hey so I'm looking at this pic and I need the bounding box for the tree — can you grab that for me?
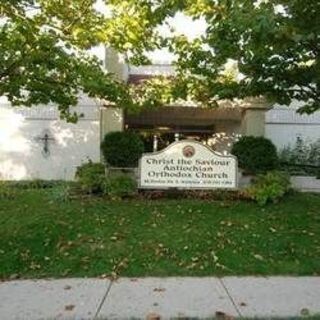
[0,0,133,122]
[2,1,319,117]
[169,0,320,113]
[103,0,320,113]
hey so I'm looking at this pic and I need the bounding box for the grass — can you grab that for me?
[0,187,320,279]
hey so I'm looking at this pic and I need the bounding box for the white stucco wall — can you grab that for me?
[0,97,101,181]
[266,104,320,150]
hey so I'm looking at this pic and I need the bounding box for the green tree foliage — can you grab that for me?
[2,1,319,117]
[107,0,320,113]
[0,0,132,122]
[178,0,320,113]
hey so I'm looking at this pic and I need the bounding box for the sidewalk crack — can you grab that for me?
[219,278,243,318]
[93,279,113,320]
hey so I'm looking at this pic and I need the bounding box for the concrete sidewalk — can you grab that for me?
[0,277,319,320]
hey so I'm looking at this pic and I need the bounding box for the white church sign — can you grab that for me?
[139,140,238,189]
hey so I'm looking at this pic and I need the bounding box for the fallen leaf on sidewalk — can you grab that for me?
[146,312,161,320]
[153,287,166,292]
[65,305,75,311]
[216,311,234,320]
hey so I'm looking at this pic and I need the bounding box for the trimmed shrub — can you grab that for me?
[101,131,145,168]
[106,175,137,198]
[75,161,107,194]
[231,136,279,174]
[247,171,291,206]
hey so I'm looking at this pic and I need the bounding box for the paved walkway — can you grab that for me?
[0,277,320,319]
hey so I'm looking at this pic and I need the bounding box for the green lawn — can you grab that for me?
[0,188,320,279]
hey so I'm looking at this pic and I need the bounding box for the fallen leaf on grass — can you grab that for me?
[62,269,71,277]
[210,251,219,263]
[253,254,264,261]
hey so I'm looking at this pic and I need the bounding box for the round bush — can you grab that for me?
[101,131,145,167]
[231,136,279,174]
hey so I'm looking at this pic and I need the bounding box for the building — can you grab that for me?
[1,50,319,180]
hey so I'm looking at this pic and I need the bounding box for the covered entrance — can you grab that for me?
[101,97,273,154]
[125,106,244,152]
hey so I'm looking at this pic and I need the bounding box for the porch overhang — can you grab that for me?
[125,106,243,129]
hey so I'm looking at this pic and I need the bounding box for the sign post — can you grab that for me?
[139,140,238,190]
